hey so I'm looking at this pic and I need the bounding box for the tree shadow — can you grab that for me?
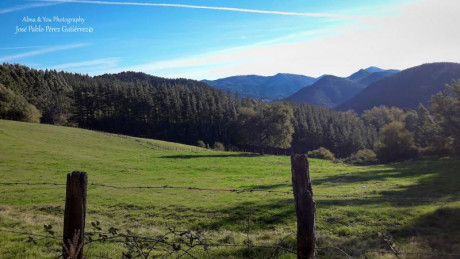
[313,158,460,207]
[315,207,460,257]
[193,198,296,231]
[391,207,460,251]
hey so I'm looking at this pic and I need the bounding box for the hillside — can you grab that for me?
[285,67,398,107]
[1,119,459,258]
[337,62,460,113]
[352,69,400,86]
[0,63,378,158]
[285,75,365,107]
[203,73,317,101]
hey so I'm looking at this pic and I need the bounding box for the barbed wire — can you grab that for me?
[0,229,59,240]
[2,229,460,258]
[1,181,458,202]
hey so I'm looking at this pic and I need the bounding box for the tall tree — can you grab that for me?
[430,80,460,153]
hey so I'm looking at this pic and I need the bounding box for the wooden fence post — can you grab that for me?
[291,154,316,259]
[63,171,87,259]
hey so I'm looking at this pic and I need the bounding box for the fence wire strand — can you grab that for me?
[2,229,460,258]
[1,181,458,202]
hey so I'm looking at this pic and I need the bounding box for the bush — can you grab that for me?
[419,136,454,156]
[375,122,418,162]
[213,141,225,151]
[347,149,378,164]
[196,140,206,148]
[307,147,335,160]
[0,85,41,123]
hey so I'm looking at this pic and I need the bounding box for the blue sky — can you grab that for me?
[1,0,459,79]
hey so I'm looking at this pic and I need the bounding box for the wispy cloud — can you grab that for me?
[37,0,356,18]
[0,45,51,50]
[108,27,342,77]
[101,0,460,80]
[51,57,120,70]
[0,3,58,15]
[0,43,89,62]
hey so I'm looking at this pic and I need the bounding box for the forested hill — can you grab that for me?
[285,75,366,108]
[337,62,460,113]
[0,63,377,157]
[285,67,399,107]
[203,73,317,101]
[97,71,212,88]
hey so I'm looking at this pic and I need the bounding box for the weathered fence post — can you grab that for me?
[291,154,316,259]
[63,171,87,259]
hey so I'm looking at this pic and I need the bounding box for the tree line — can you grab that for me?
[6,63,458,161]
[350,80,460,162]
[0,63,383,157]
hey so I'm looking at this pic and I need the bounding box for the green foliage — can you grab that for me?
[414,104,442,148]
[404,109,418,132]
[236,103,294,150]
[291,104,378,158]
[430,80,460,153]
[259,103,294,149]
[362,105,406,130]
[0,63,378,157]
[0,84,41,122]
[347,149,378,164]
[197,140,206,148]
[213,141,225,151]
[307,147,335,160]
[0,64,72,124]
[403,102,456,157]
[375,121,418,162]
[235,107,259,148]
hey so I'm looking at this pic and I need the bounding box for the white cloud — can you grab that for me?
[38,0,357,18]
[51,57,120,70]
[105,0,460,80]
[104,27,342,77]
[0,43,89,62]
[0,45,51,50]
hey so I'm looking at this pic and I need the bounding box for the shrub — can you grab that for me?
[419,136,454,156]
[213,141,225,151]
[307,147,335,160]
[375,122,418,162]
[0,85,41,123]
[347,149,378,164]
[196,140,206,148]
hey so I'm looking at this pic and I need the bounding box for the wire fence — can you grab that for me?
[1,181,458,202]
[2,229,460,258]
[1,181,459,258]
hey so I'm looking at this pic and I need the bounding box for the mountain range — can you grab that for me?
[203,67,399,107]
[204,63,460,112]
[337,62,460,113]
[202,73,316,101]
[285,68,399,108]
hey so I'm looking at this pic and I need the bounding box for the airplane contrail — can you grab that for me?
[37,0,356,19]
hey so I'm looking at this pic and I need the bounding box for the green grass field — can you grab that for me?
[0,119,459,258]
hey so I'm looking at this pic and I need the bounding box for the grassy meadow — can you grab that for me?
[0,119,459,258]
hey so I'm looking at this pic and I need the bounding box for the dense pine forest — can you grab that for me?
[1,63,459,159]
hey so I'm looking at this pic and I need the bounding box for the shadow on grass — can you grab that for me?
[239,183,292,190]
[160,153,261,159]
[391,207,460,250]
[193,199,296,231]
[314,158,460,207]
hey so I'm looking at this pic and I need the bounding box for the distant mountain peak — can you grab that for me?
[364,66,385,72]
[337,62,460,113]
